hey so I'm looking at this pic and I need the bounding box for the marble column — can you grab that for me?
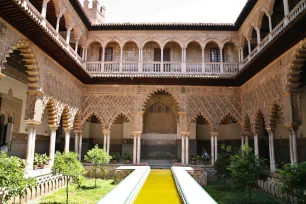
[64,129,71,153]
[55,14,62,33]
[268,130,276,172]
[107,132,110,155]
[74,132,79,153]
[256,28,261,44]
[137,134,141,163]
[241,135,245,147]
[268,15,273,32]
[133,133,137,164]
[289,127,298,164]
[5,121,13,150]
[41,0,50,18]
[254,133,259,156]
[211,134,215,165]
[181,135,185,164]
[185,136,189,165]
[103,133,107,151]
[78,133,83,161]
[49,125,58,167]
[245,135,249,145]
[247,39,251,54]
[214,133,218,161]
[25,122,39,170]
[65,26,72,44]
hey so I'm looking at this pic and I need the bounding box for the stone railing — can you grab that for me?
[258,178,282,199]
[243,0,306,66]
[10,173,68,203]
[86,61,241,77]
[14,0,84,66]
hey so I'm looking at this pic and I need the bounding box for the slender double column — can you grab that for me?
[254,133,259,156]
[49,125,58,167]
[78,132,83,161]
[133,132,142,164]
[64,128,71,153]
[180,133,190,165]
[103,130,111,155]
[25,122,40,170]
[288,127,298,164]
[210,132,218,165]
[268,130,276,172]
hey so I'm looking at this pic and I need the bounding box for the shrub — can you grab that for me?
[215,144,233,178]
[228,145,269,204]
[280,162,306,203]
[85,145,111,188]
[0,152,36,203]
[52,151,86,204]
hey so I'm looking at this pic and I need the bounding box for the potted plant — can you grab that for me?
[111,152,120,164]
[196,155,202,164]
[123,153,132,164]
[33,153,39,170]
[34,153,40,170]
[40,153,50,169]
[191,155,197,165]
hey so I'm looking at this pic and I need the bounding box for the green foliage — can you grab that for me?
[215,144,233,178]
[85,145,111,188]
[34,153,50,165]
[204,180,281,204]
[0,152,36,203]
[122,153,132,163]
[52,151,86,204]
[279,162,306,203]
[110,152,121,161]
[191,155,200,161]
[228,145,269,203]
[39,179,116,204]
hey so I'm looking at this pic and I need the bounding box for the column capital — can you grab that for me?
[49,125,58,131]
[25,120,41,128]
[103,129,111,135]
[210,132,218,137]
[284,123,298,131]
[64,128,72,133]
[266,128,274,134]
[181,132,189,137]
[132,131,142,137]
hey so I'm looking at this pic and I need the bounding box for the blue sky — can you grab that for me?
[81,0,248,23]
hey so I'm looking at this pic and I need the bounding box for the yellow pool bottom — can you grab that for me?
[134,169,182,204]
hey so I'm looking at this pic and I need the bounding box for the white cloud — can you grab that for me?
[80,0,248,23]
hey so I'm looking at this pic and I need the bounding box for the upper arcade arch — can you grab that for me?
[108,112,133,131]
[141,39,162,49]
[185,39,204,50]
[122,39,141,50]
[203,39,222,50]
[218,112,242,129]
[162,39,184,49]
[103,39,122,49]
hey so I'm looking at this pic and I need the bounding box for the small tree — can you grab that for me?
[215,144,233,179]
[85,145,111,188]
[280,162,306,203]
[0,152,36,203]
[52,151,86,204]
[228,145,269,204]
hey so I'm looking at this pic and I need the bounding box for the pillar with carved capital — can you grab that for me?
[181,134,185,164]
[64,128,71,153]
[55,14,62,33]
[254,133,259,156]
[185,134,189,165]
[133,133,137,164]
[288,127,298,164]
[41,0,50,18]
[256,28,261,44]
[66,26,73,44]
[137,133,141,164]
[247,39,251,55]
[78,132,83,161]
[245,135,249,145]
[283,0,289,24]
[267,129,276,172]
[103,130,111,155]
[25,121,40,170]
[49,125,58,167]
[241,134,245,147]
[211,133,215,165]
[74,132,79,153]
[103,133,107,151]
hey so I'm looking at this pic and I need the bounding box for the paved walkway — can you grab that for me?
[134,169,182,204]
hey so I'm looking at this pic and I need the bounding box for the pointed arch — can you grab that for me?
[268,102,283,131]
[81,112,103,129]
[141,88,181,112]
[253,109,266,133]
[221,38,239,49]
[60,106,73,130]
[73,112,82,132]
[108,112,133,130]
[287,38,306,91]
[219,112,241,127]
[243,114,252,134]
[44,98,57,127]
[86,38,104,48]
[190,113,213,129]
[256,9,270,29]
[2,40,40,90]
